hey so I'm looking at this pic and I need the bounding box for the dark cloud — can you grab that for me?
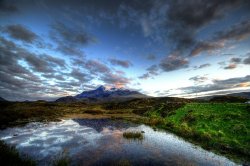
[0,36,83,100]
[194,63,211,70]
[70,68,91,82]
[165,0,241,51]
[138,73,150,80]
[224,64,237,70]
[181,75,250,94]
[147,64,158,75]
[230,57,241,63]
[42,73,65,81]
[159,54,188,72]
[71,57,132,88]
[109,58,132,68]
[100,72,131,88]
[138,64,158,79]
[0,0,18,13]
[3,24,38,43]
[189,76,208,84]
[190,20,250,56]
[50,22,96,57]
[44,55,66,68]
[243,53,250,64]
[115,0,243,52]
[218,53,250,70]
[214,20,250,41]
[84,60,111,74]
[0,37,40,83]
[84,59,131,87]
[190,41,224,56]
[23,53,66,73]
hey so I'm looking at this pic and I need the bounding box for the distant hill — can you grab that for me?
[226,92,250,99]
[0,97,7,102]
[196,92,250,101]
[209,96,248,103]
[55,86,148,103]
[55,96,78,103]
[195,92,250,103]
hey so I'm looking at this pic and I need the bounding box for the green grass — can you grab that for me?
[143,103,250,162]
[123,131,144,140]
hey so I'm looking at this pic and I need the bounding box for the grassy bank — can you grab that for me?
[140,103,250,162]
[0,101,103,129]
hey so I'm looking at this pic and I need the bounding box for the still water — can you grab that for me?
[0,119,238,166]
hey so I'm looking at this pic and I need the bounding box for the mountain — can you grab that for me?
[0,97,7,102]
[56,86,148,103]
[209,96,248,103]
[196,92,250,101]
[55,96,78,103]
[226,92,250,99]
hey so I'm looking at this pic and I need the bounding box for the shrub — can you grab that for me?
[123,131,144,140]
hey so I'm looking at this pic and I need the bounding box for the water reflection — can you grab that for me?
[73,119,137,132]
[0,119,237,166]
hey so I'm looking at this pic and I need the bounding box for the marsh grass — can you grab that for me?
[52,151,70,166]
[123,131,144,140]
[0,140,36,166]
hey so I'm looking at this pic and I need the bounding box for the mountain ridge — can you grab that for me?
[0,97,7,102]
[56,86,148,102]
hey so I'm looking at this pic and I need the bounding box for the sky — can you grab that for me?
[0,0,250,101]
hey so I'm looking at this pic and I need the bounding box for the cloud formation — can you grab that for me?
[139,64,158,79]
[193,63,211,70]
[243,53,250,65]
[0,0,18,13]
[0,36,95,100]
[3,24,38,43]
[50,22,96,57]
[160,54,189,72]
[0,0,249,100]
[109,58,132,68]
[224,64,237,70]
[189,76,208,84]
[190,20,250,56]
[181,75,250,94]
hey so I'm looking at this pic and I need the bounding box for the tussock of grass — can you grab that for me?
[123,131,144,140]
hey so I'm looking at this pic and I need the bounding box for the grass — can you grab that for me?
[123,131,144,140]
[0,101,105,128]
[142,102,250,162]
[0,139,71,166]
[52,152,70,166]
[0,140,36,166]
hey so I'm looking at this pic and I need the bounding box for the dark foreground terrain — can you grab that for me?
[0,96,249,165]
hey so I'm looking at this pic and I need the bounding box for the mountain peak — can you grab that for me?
[96,85,106,91]
[74,85,147,100]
